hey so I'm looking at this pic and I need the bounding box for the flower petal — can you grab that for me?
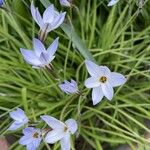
[85,60,101,77]
[19,135,33,145]
[84,77,100,88]
[7,122,25,131]
[23,127,40,135]
[40,115,64,130]
[20,48,42,66]
[9,108,27,122]
[85,60,111,77]
[33,38,46,57]
[65,119,77,134]
[47,37,59,59]
[44,129,65,144]
[43,5,54,23]
[26,143,36,150]
[47,56,55,63]
[109,72,127,87]
[33,138,42,149]
[60,133,70,150]
[49,12,66,31]
[39,52,50,64]
[99,66,111,76]
[31,2,44,28]
[71,80,78,88]
[92,87,104,105]
[101,82,114,100]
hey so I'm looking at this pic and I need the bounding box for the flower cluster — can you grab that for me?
[8,108,77,150]
[6,0,126,150]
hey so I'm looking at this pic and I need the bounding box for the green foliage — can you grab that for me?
[0,0,150,149]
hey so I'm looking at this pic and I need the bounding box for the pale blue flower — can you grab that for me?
[59,0,71,7]
[8,108,29,131]
[19,127,42,150]
[31,2,66,33]
[59,80,79,94]
[20,38,59,68]
[84,60,127,105]
[108,0,119,6]
[0,0,4,6]
[41,115,77,150]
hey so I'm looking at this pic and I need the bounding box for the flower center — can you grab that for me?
[99,76,107,83]
[64,126,68,132]
[33,132,39,138]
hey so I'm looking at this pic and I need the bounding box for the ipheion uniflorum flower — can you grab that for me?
[7,108,29,131]
[19,127,42,150]
[20,38,59,68]
[59,79,79,94]
[31,2,66,34]
[84,60,127,105]
[41,115,78,150]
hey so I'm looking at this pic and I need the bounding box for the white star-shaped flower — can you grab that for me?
[84,60,127,105]
[19,127,42,150]
[41,115,77,150]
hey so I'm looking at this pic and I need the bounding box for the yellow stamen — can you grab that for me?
[99,76,107,83]
[64,126,68,132]
[33,132,39,138]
